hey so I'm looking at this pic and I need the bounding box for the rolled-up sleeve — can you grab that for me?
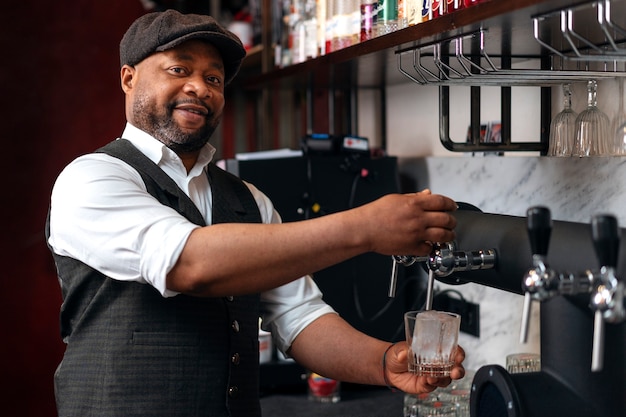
[48,154,198,297]
[260,276,336,356]
[247,182,336,355]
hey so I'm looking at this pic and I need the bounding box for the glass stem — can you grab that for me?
[562,83,572,111]
[587,79,598,109]
[618,79,624,115]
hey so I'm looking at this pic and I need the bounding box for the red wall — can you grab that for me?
[1,2,145,415]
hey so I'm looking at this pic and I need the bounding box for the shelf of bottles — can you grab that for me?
[274,0,484,69]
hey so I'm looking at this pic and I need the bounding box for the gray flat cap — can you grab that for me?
[120,10,246,84]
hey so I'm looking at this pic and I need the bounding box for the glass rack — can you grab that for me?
[395,0,626,87]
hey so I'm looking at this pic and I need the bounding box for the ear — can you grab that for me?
[120,65,135,93]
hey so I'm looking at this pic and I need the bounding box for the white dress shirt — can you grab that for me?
[48,122,335,353]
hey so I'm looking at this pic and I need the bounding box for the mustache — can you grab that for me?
[169,99,213,118]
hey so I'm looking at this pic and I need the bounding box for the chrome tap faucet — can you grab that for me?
[388,242,496,308]
[520,206,557,343]
[519,207,625,372]
[428,242,496,278]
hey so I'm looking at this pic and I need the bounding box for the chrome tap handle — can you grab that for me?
[519,292,533,344]
[388,257,399,298]
[388,255,425,298]
[520,206,553,343]
[590,214,620,372]
[592,310,605,372]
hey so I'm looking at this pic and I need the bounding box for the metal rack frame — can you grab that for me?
[533,0,626,62]
[394,0,626,153]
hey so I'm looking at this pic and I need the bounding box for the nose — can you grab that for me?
[183,75,210,98]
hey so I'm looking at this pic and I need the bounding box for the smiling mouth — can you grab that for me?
[176,105,208,117]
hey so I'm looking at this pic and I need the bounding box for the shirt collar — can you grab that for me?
[119,122,217,174]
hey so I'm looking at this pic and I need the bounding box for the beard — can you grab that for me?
[131,94,220,153]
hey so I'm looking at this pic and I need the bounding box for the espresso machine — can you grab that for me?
[391,205,626,417]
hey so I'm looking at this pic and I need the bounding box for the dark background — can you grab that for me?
[0,1,246,415]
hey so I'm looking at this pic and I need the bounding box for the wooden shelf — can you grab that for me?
[230,0,625,153]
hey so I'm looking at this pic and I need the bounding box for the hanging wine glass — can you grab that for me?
[572,80,611,157]
[611,78,626,156]
[548,84,577,157]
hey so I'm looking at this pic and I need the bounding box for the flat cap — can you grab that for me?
[120,10,246,84]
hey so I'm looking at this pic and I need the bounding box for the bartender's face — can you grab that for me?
[121,39,226,153]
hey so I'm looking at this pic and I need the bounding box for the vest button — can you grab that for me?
[226,296,234,302]
[231,352,240,365]
[231,320,240,332]
[228,386,239,398]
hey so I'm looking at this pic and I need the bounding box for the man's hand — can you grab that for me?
[384,341,466,394]
[355,189,458,257]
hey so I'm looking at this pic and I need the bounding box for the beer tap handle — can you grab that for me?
[388,255,425,298]
[591,215,619,269]
[527,206,552,258]
[520,206,553,343]
[590,214,619,372]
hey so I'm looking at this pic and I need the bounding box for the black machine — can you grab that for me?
[433,207,626,417]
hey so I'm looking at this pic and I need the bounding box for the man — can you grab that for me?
[46,9,464,417]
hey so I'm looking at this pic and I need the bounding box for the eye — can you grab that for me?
[168,66,188,76]
[206,75,222,86]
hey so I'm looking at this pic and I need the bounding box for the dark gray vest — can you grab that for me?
[47,139,263,417]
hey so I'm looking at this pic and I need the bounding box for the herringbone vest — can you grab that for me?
[46,139,263,417]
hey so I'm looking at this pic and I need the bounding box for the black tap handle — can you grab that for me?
[527,206,552,257]
[591,215,619,268]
